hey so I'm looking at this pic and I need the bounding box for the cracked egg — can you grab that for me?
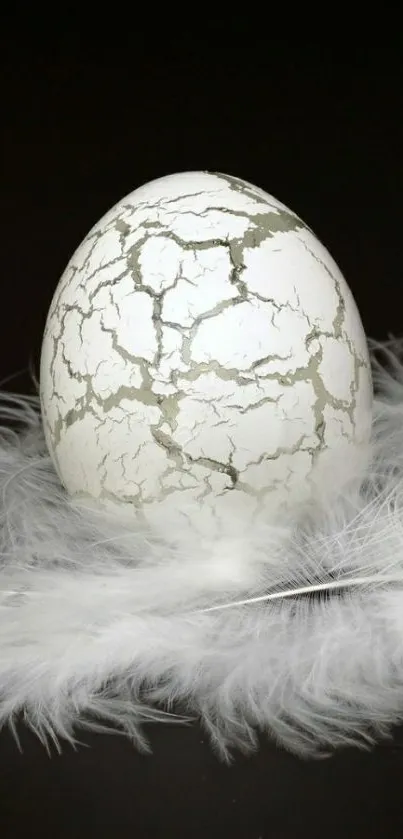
[40,171,373,537]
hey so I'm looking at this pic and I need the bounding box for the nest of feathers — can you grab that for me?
[1,341,403,760]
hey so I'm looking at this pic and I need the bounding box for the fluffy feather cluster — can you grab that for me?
[2,343,403,760]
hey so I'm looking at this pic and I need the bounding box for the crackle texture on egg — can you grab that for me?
[40,171,372,535]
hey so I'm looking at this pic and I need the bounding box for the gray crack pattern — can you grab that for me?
[40,172,373,530]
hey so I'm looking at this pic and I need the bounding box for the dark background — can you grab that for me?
[1,30,403,839]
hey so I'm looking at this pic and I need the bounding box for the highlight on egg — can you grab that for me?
[40,171,373,536]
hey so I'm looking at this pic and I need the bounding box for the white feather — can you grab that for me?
[2,343,403,759]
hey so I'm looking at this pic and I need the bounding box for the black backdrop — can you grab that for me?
[1,32,403,839]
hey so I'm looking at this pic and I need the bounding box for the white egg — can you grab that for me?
[40,171,373,538]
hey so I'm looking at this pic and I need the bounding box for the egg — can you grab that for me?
[40,171,373,538]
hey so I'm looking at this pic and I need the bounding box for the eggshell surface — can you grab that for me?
[40,171,373,537]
